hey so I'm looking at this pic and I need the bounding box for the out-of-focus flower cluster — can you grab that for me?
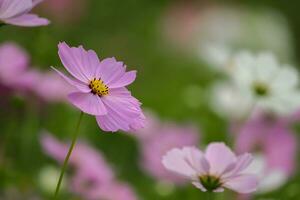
[40,132,138,200]
[160,1,300,198]
[0,42,73,103]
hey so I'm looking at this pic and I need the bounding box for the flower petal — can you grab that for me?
[255,52,279,82]
[58,42,99,82]
[68,92,107,116]
[40,132,68,163]
[96,112,130,132]
[182,147,210,175]
[108,70,137,88]
[162,147,198,178]
[0,42,29,82]
[224,174,258,194]
[3,14,49,26]
[223,153,253,178]
[205,143,237,175]
[96,93,142,132]
[96,57,125,85]
[52,67,91,93]
[0,0,32,19]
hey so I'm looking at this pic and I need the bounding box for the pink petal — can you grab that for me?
[162,148,198,178]
[0,0,32,19]
[223,153,253,178]
[96,57,125,85]
[264,127,297,175]
[96,113,128,132]
[224,174,258,194]
[4,14,49,26]
[102,95,141,118]
[52,66,91,93]
[68,92,107,116]
[0,42,29,83]
[58,42,99,83]
[96,96,142,132]
[40,132,68,163]
[129,112,146,131]
[205,143,237,175]
[182,147,210,174]
[108,70,137,88]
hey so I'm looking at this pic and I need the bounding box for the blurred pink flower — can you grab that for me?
[40,133,139,200]
[234,113,297,198]
[0,0,50,27]
[0,42,73,102]
[25,70,74,102]
[162,143,258,194]
[235,114,297,176]
[40,0,86,23]
[0,42,30,90]
[41,133,114,179]
[135,114,199,184]
[53,42,144,132]
[92,182,138,200]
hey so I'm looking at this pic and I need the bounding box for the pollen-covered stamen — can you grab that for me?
[89,78,109,96]
[199,175,222,192]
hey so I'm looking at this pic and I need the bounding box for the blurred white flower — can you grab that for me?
[199,43,233,71]
[231,51,300,115]
[210,82,252,119]
[38,166,66,194]
[244,154,288,193]
[196,6,294,71]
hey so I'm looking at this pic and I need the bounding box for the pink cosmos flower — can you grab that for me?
[41,133,114,180]
[0,0,50,27]
[53,42,145,132]
[0,42,29,90]
[136,114,199,184]
[162,143,258,193]
[236,114,297,175]
[40,133,138,200]
[235,114,297,194]
[0,42,43,98]
[0,42,72,102]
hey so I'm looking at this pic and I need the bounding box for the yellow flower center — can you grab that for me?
[89,78,109,96]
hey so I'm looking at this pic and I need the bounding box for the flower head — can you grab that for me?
[231,51,300,115]
[162,143,258,193]
[0,42,29,90]
[53,42,145,132]
[235,114,297,193]
[0,0,50,27]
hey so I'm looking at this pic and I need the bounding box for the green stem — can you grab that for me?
[54,111,84,199]
[206,192,213,200]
